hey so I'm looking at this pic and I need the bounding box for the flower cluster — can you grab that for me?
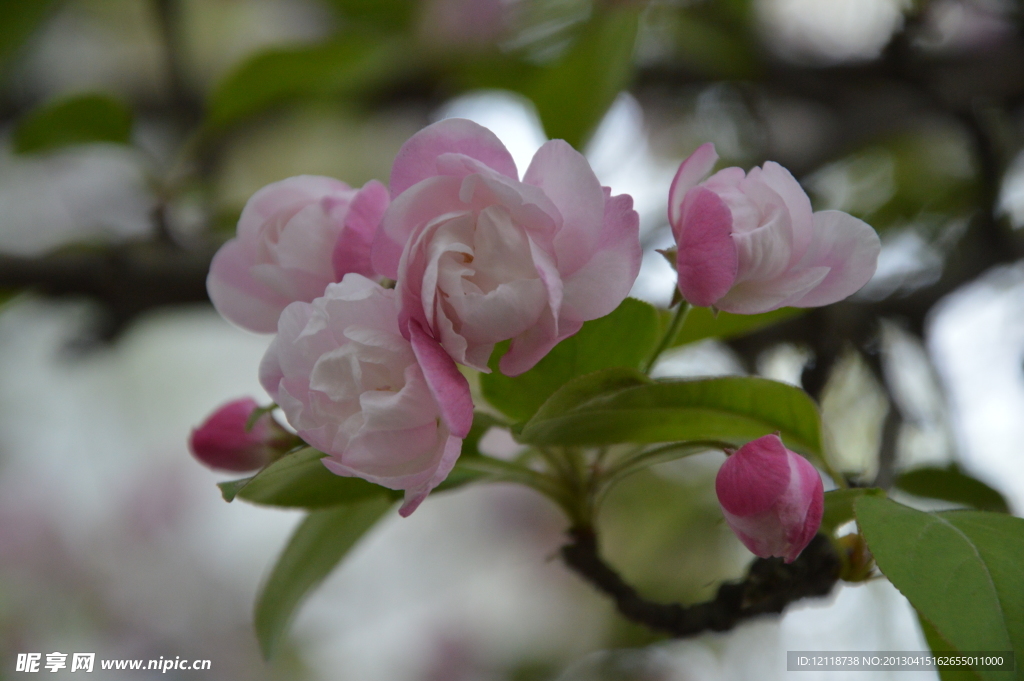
[203,118,642,515]
[196,122,878,561]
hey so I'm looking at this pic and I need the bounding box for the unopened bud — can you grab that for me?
[715,433,824,563]
[189,398,295,472]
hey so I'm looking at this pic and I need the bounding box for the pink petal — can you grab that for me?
[207,239,294,333]
[561,191,641,321]
[332,180,390,279]
[715,266,828,315]
[399,432,464,517]
[668,143,718,226]
[784,457,824,563]
[500,316,582,377]
[408,320,474,438]
[715,434,791,516]
[389,118,518,197]
[753,162,815,261]
[523,140,606,276]
[372,176,467,280]
[238,175,352,240]
[788,210,881,308]
[675,186,738,307]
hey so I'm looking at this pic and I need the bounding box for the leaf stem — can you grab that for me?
[643,301,692,374]
[456,456,562,498]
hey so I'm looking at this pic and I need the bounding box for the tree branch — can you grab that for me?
[0,241,217,338]
[560,527,841,637]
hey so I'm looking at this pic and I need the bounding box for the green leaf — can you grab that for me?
[671,306,804,347]
[526,6,639,149]
[223,447,397,509]
[0,0,56,74]
[255,497,392,659]
[206,35,403,130]
[217,477,250,503]
[820,487,883,535]
[527,367,651,429]
[519,375,823,458]
[13,93,133,154]
[896,465,1010,514]
[918,612,983,681]
[856,496,1024,680]
[482,298,660,423]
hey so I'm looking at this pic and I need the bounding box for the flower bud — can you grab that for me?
[189,398,294,472]
[715,434,824,563]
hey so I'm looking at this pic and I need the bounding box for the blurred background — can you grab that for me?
[0,0,1022,679]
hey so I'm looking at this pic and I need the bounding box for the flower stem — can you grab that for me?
[643,301,692,374]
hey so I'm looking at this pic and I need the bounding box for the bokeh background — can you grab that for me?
[1,0,1023,679]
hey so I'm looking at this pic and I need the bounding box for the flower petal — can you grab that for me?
[207,239,295,333]
[332,179,390,279]
[752,162,814,262]
[675,186,738,307]
[523,139,606,276]
[399,432,464,517]
[561,190,641,321]
[668,142,718,226]
[372,175,467,280]
[788,210,881,308]
[389,118,518,197]
[408,320,474,438]
[238,175,352,240]
[715,434,791,516]
[715,265,828,314]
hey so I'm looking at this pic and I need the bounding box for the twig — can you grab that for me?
[561,527,841,637]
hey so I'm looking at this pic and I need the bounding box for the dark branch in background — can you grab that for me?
[0,242,217,339]
[561,528,841,637]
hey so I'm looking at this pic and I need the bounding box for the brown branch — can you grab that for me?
[0,241,218,338]
[560,528,841,637]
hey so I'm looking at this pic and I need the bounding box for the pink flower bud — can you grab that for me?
[668,143,880,314]
[715,434,824,563]
[189,398,293,472]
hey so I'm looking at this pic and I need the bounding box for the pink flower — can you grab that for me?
[715,434,824,563]
[372,118,641,376]
[207,175,390,332]
[669,144,880,314]
[189,398,295,472]
[259,273,473,516]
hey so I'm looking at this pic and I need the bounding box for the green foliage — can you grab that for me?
[206,36,405,130]
[856,496,1024,679]
[482,298,661,423]
[671,306,805,347]
[218,448,398,509]
[323,0,415,30]
[810,134,979,234]
[820,487,883,535]
[0,0,56,74]
[666,0,758,80]
[13,93,133,154]
[895,465,1010,514]
[918,614,983,681]
[526,5,640,149]
[255,497,392,659]
[519,373,823,459]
